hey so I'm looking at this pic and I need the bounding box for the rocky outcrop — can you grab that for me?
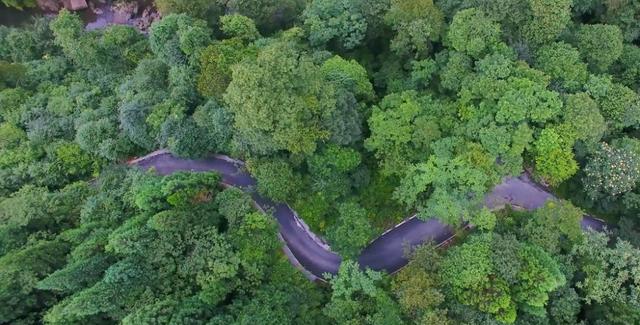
[36,0,60,12]
[111,1,137,24]
[131,6,160,31]
[67,0,87,10]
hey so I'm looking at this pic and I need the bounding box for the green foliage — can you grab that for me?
[198,14,260,98]
[384,0,445,58]
[155,0,221,20]
[36,254,113,294]
[0,240,69,324]
[318,56,371,146]
[215,187,253,228]
[1,0,36,10]
[224,39,336,156]
[562,93,606,149]
[192,100,233,153]
[572,232,640,307]
[52,142,95,177]
[576,24,624,72]
[439,51,473,92]
[164,117,211,158]
[302,0,369,49]
[52,11,146,71]
[522,200,584,255]
[0,17,57,63]
[6,4,640,324]
[324,260,403,324]
[522,0,572,46]
[36,169,288,324]
[513,244,566,315]
[149,14,211,66]
[321,55,373,99]
[121,296,215,325]
[305,145,362,209]
[585,75,640,131]
[394,138,499,225]
[473,207,496,231]
[612,44,640,91]
[365,91,443,176]
[327,202,372,258]
[533,128,578,186]
[75,117,130,161]
[548,286,581,324]
[447,8,503,59]
[220,14,260,42]
[0,61,26,90]
[495,76,563,125]
[441,234,516,323]
[0,122,25,149]
[50,10,85,60]
[392,245,451,324]
[0,88,28,125]
[251,158,302,202]
[197,38,257,98]
[534,42,588,92]
[118,55,210,155]
[225,0,306,33]
[441,233,565,323]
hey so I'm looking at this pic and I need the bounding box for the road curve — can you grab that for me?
[131,151,607,279]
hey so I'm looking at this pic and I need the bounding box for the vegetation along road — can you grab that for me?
[132,150,606,279]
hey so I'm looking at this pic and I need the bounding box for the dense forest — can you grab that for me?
[1,0,640,324]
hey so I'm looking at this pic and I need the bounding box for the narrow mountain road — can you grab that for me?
[131,150,607,279]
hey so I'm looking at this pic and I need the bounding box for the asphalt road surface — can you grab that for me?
[132,151,607,278]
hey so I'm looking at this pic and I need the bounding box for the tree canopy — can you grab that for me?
[2,3,640,324]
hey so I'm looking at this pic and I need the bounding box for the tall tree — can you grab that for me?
[393,137,499,225]
[441,233,565,324]
[561,92,606,150]
[576,24,624,72]
[572,232,640,324]
[327,202,373,258]
[533,128,578,186]
[0,240,69,324]
[302,0,369,50]
[534,42,588,92]
[384,0,445,58]
[392,245,451,324]
[224,0,306,33]
[155,0,222,21]
[522,200,584,255]
[197,15,259,99]
[585,75,640,131]
[148,14,211,66]
[365,91,444,176]
[324,260,404,324]
[447,8,503,59]
[224,37,336,156]
[521,0,572,46]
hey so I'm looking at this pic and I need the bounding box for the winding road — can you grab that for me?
[131,150,606,280]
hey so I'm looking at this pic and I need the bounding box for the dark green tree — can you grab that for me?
[324,260,404,324]
[576,24,624,72]
[384,0,445,58]
[534,42,588,92]
[327,202,373,258]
